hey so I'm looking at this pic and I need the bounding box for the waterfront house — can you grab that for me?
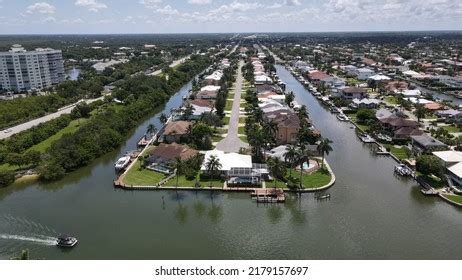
[255,74,273,85]
[264,110,302,145]
[435,109,462,122]
[351,98,381,109]
[162,120,192,143]
[339,87,368,100]
[204,71,223,86]
[433,151,462,167]
[400,89,421,98]
[378,116,420,139]
[196,85,221,99]
[432,151,462,192]
[410,134,448,154]
[146,143,198,174]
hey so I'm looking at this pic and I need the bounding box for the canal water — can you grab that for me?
[66,68,80,81]
[0,67,461,260]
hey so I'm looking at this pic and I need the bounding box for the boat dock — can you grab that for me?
[251,188,286,203]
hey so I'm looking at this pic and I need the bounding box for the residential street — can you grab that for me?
[216,60,249,152]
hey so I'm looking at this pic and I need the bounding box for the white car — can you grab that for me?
[3,128,12,133]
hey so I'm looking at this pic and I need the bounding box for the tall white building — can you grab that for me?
[0,44,65,92]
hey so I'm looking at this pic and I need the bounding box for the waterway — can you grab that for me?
[66,68,80,81]
[0,67,460,260]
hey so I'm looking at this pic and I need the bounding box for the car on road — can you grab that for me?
[3,128,12,133]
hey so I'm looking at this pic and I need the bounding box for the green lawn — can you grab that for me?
[384,96,399,105]
[300,169,332,189]
[122,160,167,186]
[225,100,233,111]
[418,175,447,189]
[223,116,230,125]
[26,118,88,153]
[384,144,411,160]
[239,117,246,124]
[211,134,223,142]
[239,135,248,143]
[238,126,246,134]
[270,169,332,189]
[442,125,461,133]
[442,194,462,204]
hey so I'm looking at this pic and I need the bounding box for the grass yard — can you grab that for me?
[271,169,332,189]
[122,159,167,186]
[211,134,223,142]
[225,100,233,111]
[384,144,411,160]
[442,125,461,133]
[300,169,332,189]
[26,118,88,153]
[223,116,230,125]
[239,117,246,124]
[384,96,399,105]
[238,126,246,135]
[442,194,462,205]
[239,135,248,143]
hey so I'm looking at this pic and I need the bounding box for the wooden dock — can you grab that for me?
[251,188,285,203]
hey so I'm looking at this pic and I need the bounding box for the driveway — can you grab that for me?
[216,60,249,153]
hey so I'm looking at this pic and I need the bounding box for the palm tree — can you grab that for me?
[146,124,157,139]
[205,155,222,187]
[182,104,194,120]
[267,157,285,188]
[284,145,299,176]
[159,113,168,125]
[317,138,333,169]
[298,146,307,190]
[172,157,183,188]
[285,91,295,108]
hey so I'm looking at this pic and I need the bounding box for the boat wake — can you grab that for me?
[0,234,57,246]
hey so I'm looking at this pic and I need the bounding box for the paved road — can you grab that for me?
[0,97,104,140]
[1,56,192,140]
[148,55,191,76]
[216,60,249,153]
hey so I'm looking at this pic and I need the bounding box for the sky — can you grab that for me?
[0,0,461,34]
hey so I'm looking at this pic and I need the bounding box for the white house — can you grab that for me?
[354,68,376,80]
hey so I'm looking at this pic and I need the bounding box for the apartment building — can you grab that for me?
[0,44,65,92]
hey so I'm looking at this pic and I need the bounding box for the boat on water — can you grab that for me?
[394,164,413,177]
[115,155,131,171]
[317,193,331,200]
[56,236,78,248]
[330,107,340,114]
[358,133,375,143]
[337,114,349,121]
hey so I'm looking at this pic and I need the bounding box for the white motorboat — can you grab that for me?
[115,155,131,170]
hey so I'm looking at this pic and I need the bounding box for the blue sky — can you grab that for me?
[0,0,461,34]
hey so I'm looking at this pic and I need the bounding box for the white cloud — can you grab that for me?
[188,0,212,4]
[156,5,179,15]
[26,2,56,14]
[75,0,107,12]
[42,16,56,23]
[285,0,301,6]
[140,0,162,9]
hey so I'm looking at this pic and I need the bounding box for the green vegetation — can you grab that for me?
[225,100,233,111]
[35,54,211,182]
[123,160,166,186]
[442,125,461,133]
[384,144,412,160]
[238,126,246,134]
[239,135,248,143]
[442,194,462,205]
[384,96,399,105]
[27,119,88,153]
[271,169,332,189]
[300,169,332,189]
